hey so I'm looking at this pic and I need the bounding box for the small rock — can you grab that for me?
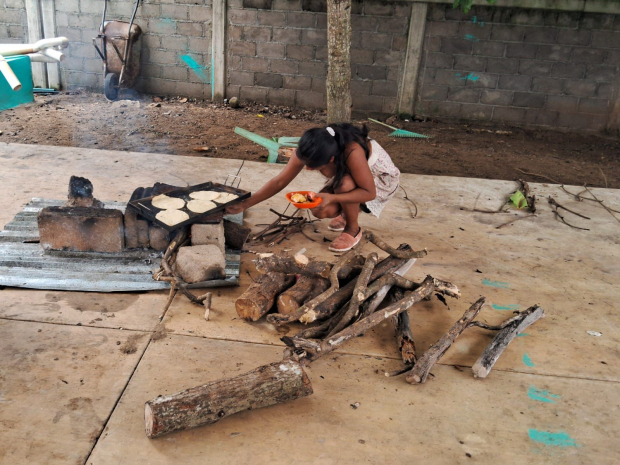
[148,102,161,108]
[350,402,360,409]
[174,245,226,283]
[229,97,239,108]
[153,97,162,102]
[180,97,188,103]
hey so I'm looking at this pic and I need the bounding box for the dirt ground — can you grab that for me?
[0,91,618,189]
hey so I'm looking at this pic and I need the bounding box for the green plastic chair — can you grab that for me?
[234,127,300,163]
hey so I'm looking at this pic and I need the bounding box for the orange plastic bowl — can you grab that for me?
[286,191,323,209]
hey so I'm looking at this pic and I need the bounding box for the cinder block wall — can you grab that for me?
[0,0,26,44]
[417,4,620,132]
[226,0,410,114]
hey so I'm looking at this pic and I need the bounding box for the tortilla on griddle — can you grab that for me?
[156,209,190,226]
[187,199,217,213]
[151,194,185,210]
[189,190,221,201]
[215,193,238,203]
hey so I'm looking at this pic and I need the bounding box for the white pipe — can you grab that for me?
[27,52,58,63]
[0,37,69,57]
[40,47,64,62]
[0,54,22,91]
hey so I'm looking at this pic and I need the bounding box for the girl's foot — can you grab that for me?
[329,228,363,253]
[328,214,346,232]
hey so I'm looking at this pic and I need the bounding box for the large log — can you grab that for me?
[277,276,330,315]
[223,219,251,250]
[145,359,313,438]
[255,253,332,278]
[235,273,294,321]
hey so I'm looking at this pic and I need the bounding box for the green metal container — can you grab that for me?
[0,56,34,111]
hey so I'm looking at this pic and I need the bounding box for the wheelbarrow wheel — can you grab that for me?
[104,73,120,100]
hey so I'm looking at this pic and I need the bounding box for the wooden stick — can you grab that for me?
[359,259,416,320]
[389,287,417,365]
[277,276,329,315]
[144,359,313,438]
[472,305,545,379]
[406,297,486,384]
[363,230,427,258]
[583,186,620,223]
[255,253,332,278]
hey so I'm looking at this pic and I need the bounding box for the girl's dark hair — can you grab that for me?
[297,123,370,190]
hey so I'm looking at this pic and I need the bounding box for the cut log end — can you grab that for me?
[471,362,488,379]
[144,403,155,438]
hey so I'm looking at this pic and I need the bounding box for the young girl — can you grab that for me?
[226,123,401,252]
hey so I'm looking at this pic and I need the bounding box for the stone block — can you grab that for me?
[591,31,620,49]
[486,58,518,74]
[492,107,526,123]
[525,109,559,127]
[490,25,524,42]
[283,75,312,90]
[351,94,384,112]
[498,75,531,91]
[174,245,226,283]
[356,64,387,81]
[392,35,407,51]
[572,48,607,64]
[371,81,397,97]
[433,68,464,86]
[364,1,393,16]
[123,209,149,249]
[473,41,505,58]
[480,89,513,106]
[301,0,325,12]
[512,92,545,108]
[229,9,257,25]
[258,11,285,25]
[257,42,285,58]
[299,61,326,76]
[230,71,254,86]
[256,72,283,87]
[425,52,453,69]
[420,85,448,101]
[453,55,486,72]
[351,79,372,96]
[38,207,124,253]
[523,27,558,44]
[240,85,268,101]
[531,77,563,94]
[270,59,298,74]
[550,63,586,79]
[243,0,272,9]
[578,98,611,115]
[231,41,257,56]
[286,44,314,60]
[315,46,327,60]
[242,56,269,72]
[377,17,408,35]
[243,25,272,41]
[191,222,225,254]
[519,60,553,77]
[149,225,170,252]
[586,65,616,82]
[268,88,296,106]
[506,43,538,59]
[374,51,403,67]
[301,29,326,46]
[448,87,481,103]
[557,29,591,46]
[428,21,458,38]
[459,104,492,120]
[537,45,571,62]
[296,91,325,109]
[312,77,326,92]
[440,38,473,55]
[557,112,607,131]
[272,27,301,43]
[287,12,316,28]
[545,95,578,112]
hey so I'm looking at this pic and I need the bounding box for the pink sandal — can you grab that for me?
[328,214,346,232]
[329,228,363,253]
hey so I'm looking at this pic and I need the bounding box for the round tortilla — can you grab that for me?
[187,199,217,213]
[151,194,185,210]
[189,190,221,201]
[215,193,238,203]
[156,209,189,226]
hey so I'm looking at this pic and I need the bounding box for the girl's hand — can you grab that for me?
[226,201,247,215]
[310,192,334,216]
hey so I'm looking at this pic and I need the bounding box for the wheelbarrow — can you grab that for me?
[93,0,142,100]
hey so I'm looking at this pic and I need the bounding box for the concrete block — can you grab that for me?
[454,55,486,72]
[257,42,285,58]
[174,245,226,283]
[545,95,578,112]
[149,49,178,65]
[191,222,225,254]
[162,66,188,81]
[315,46,327,61]
[424,52,452,69]
[492,107,526,123]
[231,41,256,56]
[374,51,402,67]
[545,11,580,28]
[356,64,387,81]
[506,43,538,59]
[578,98,611,114]
[352,48,375,65]
[425,101,461,117]
[299,61,326,76]
[498,75,531,91]
[557,112,607,131]
[229,9,257,25]
[243,0,272,9]
[148,19,176,35]
[287,12,316,28]
[433,68,464,86]
[572,48,607,64]
[480,89,513,106]
[440,38,473,55]
[351,94,384,112]
[579,14,615,30]
[371,80,397,97]
[597,82,613,99]
[523,27,558,44]
[537,45,571,62]
[240,85,268,101]
[149,226,170,252]
[295,91,325,109]
[311,77,326,92]
[591,31,620,49]
[230,71,255,86]
[283,75,312,90]
[557,29,591,46]
[466,73,498,89]
[586,64,616,82]
[459,104,492,120]
[532,77,563,94]
[189,37,211,52]
[189,6,212,22]
[256,72,283,87]
[378,17,408,35]
[458,22,491,41]
[351,79,372,96]
[258,11,285,25]
[301,0,324,12]
[512,92,545,108]
[38,207,124,253]
[272,27,301,43]
[448,87,481,103]
[486,58,518,74]
[242,56,269,72]
[427,4,445,21]
[392,35,407,51]
[525,109,559,127]
[519,60,553,77]
[243,25,272,41]
[472,41,505,58]
[420,85,449,101]
[270,59,298,74]
[550,63,586,79]
[490,25,524,42]
[286,44,314,60]
[364,1,393,16]
[426,36,441,53]
[161,4,188,20]
[268,87,296,106]
[177,81,207,98]
[605,50,620,65]
[428,21,458,38]
[301,29,326,46]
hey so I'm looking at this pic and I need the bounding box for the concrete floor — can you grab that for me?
[0,143,618,464]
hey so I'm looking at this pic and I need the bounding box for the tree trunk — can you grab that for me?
[327,0,352,124]
[277,276,329,315]
[145,359,313,438]
[235,273,294,321]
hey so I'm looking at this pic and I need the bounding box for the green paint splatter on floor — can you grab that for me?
[528,429,580,447]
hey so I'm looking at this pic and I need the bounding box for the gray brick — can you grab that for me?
[230,71,255,86]
[296,91,326,110]
[572,48,607,64]
[256,72,283,87]
[243,0,272,9]
[315,46,327,60]
[243,26,271,41]
[426,37,441,53]
[270,59,298,74]
[492,107,525,123]
[523,27,558,44]
[273,27,301,43]
[258,11,285,25]
[440,38,473,55]
[302,29,326,46]
[545,12,580,28]
[352,15,378,33]
[420,85,448,101]
[425,52,453,69]
[532,77,563,94]
[597,83,613,99]
[578,98,610,114]
[372,81,397,97]
[537,45,571,62]
[498,75,531,91]
[56,0,79,12]
[546,95,578,112]
[228,55,242,70]
[425,101,461,117]
[189,6,212,22]
[433,69,465,86]
[301,0,325,13]
[299,61,326,76]
[377,17,408,35]
[591,31,620,48]
[512,92,545,108]
[149,49,178,65]
[352,48,374,65]
[316,12,327,29]
[586,65,616,82]
[427,5,445,21]
[351,80,372,96]
[162,36,189,51]
[490,25,524,42]
[460,104,493,120]
[162,66,188,81]
[564,81,596,97]
[444,7,467,21]
[508,10,544,26]
[242,56,269,72]
[392,35,407,51]
[364,1,394,16]
[606,50,620,65]
[352,94,384,112]
[177,22,203,37]
[149,19,176,35]
[229,9,257,25]
[351,31,362,48]
[356,64,387,81]
[525,110,559,127]
[241,85,268,102]
[57,27,81,42]
[226,84,241,98]
[374,51,402,67]
[189,37,211,52]
[362,32,391,50]
[557,112,607,131]
[284,75,312,90]
[454,55,486,72]
[458,22,491,41]
[161,4,189,20]
[486,58,518,74]
[480,89,513,105]
[428,21,458,38]
[229,25,243,40]
[312,77,326,93]
[287,12,316,28]
[473,41,505,57]
[382,97,397,115]
[257,42,285,58]
[447,87,480,103]
[142,34,162,49]
[231,41,256,56]
[550,63,585,79]
[466,73,498,89]
[519,60,553,77]
[393,2,411,18]
[286,44,314,60]
[506,43,538,59]
[268,88,295,106]
[557,29,591,46]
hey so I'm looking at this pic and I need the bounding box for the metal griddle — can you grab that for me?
[127,182,250,231]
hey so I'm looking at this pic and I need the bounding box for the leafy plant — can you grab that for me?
[510,190,528,210]
[453,0,496,14]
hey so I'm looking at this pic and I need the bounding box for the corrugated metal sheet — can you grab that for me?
[0,199,241,292]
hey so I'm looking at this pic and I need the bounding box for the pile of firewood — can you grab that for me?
[144,231,544,438]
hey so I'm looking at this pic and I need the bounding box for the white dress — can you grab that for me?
[364,140,401,217]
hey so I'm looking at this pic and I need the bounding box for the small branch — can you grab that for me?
[548,197,590,231]
[548,197,591,219]
[583,186,620,224]
[399,185,418,219]
[495,214,537,229]
[515,168,561,185]
[384,365,413,378]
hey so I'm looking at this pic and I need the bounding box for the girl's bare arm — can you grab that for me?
[329,145,376,204]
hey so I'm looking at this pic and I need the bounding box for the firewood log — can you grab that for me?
[223,220,251,250]
[235,273,294,321]
[255,253,332,278]
[277,276,330,315]
[144,359,313,438]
